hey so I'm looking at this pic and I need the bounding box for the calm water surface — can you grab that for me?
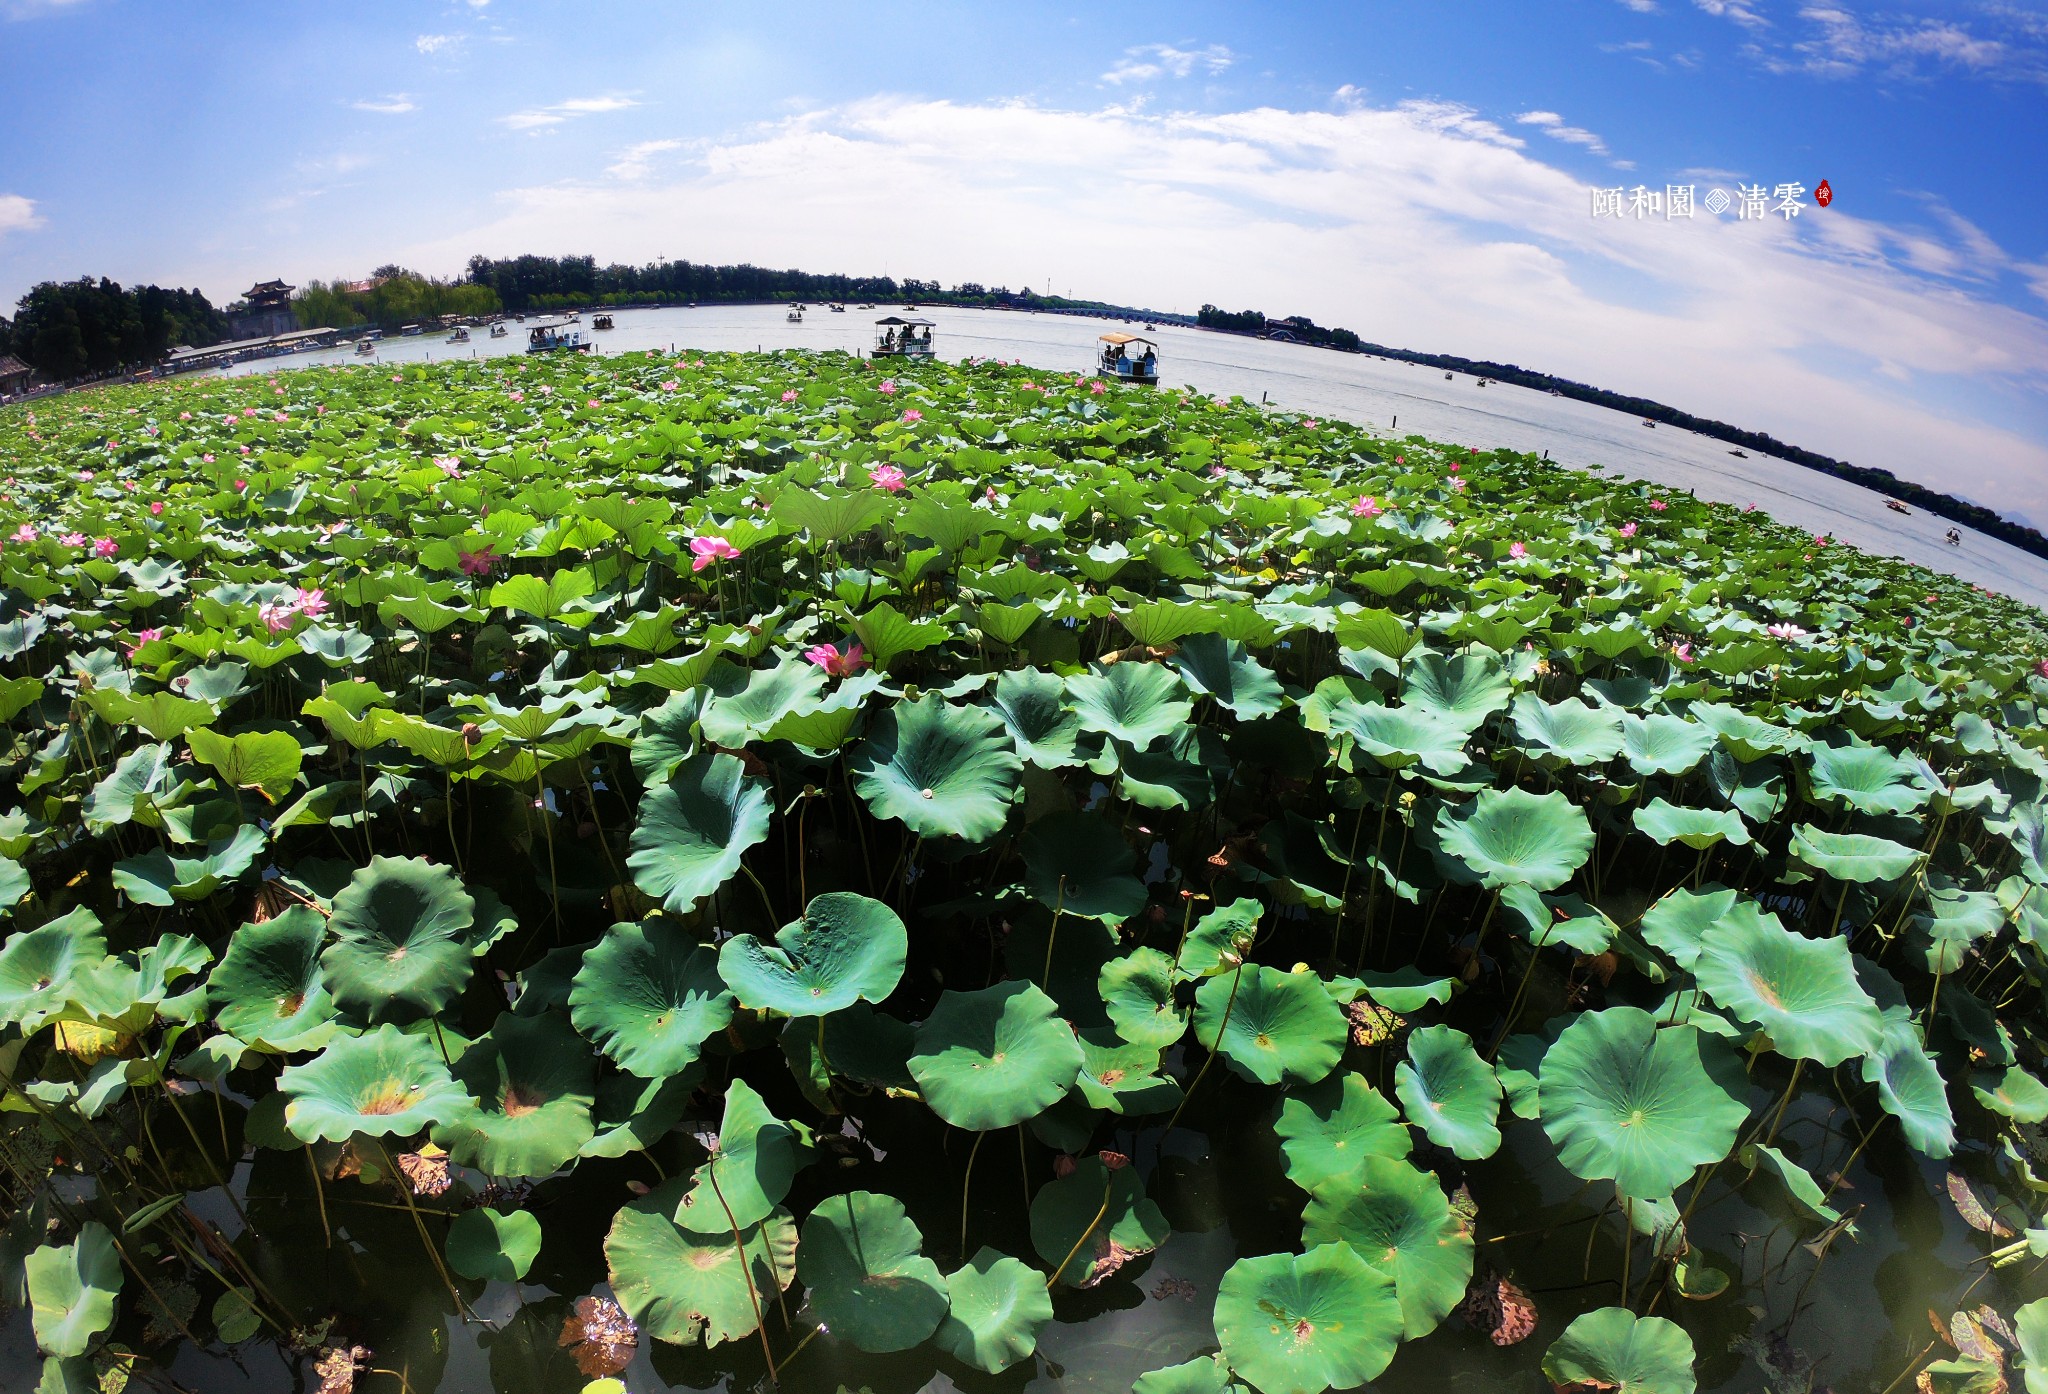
[229,303,2048,611]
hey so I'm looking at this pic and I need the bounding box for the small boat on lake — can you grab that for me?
[829,303,846,313]
[1641,419,1657,428]
[354,338,376,356]
[787,307,804,323]
[1099,332,1159,385]
[1142,322,1157,331]
[449,326,471,344]
[873,315,933,359]
[1445,372,1454,380]
[592,313,614,331]
[489,322,508,338]
[525,318,590,354]
[1885,498,1912,515]
[400,324,423,337]
[1728,449,1748,458]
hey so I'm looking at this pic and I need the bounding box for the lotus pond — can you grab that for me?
[2,350,2048,1394]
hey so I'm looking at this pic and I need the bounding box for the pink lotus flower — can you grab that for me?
[201,452,215,464]
[984,486,1000,503]
[77,470,94,482]
[1508,541,1527,559]
[1672,640,1694,664]
[258,601,296,633]
[1089,380,1106,395]
[10,525,36,543]
[869,465,907,493]
[1395,455,1405,464]
[781,389,797,402]
[294,587,329,618]
[1449,461,1461,474]
[1208,464,1227,479]
[238,446,250,456]
[1925,594,1937,603]
[803,642,868,678]
[458,546,499,577]
[273,412,288,423]
[1450,477,1467,492]
[1648,498,1668,511]
[1350,495,1382,518]
[2038,659,2048,680]
[1620,522,1638,539]
[1766,622,1809,641]
[61,532,86,547]
[879,380,897,395]
[1744,503,1757,512]
[178,412,191,421]
[509,391,525,403]
[92,537,117,559]
[1813,533,1829,546]
[690,535,742,571]
[242,407,259,419]
[233,479,248,491]
[1305,418,1319,428]
[902,409,923,423]
[150,501,165,516]
[661,380,680,392]
[133,627,162,645]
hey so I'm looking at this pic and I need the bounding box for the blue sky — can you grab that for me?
[3,0,2047,517]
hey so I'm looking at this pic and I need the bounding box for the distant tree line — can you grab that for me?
[292,267,501,331]
[0,278,227,380]
[1199,304,1361,351]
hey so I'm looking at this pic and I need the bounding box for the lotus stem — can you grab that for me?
[959,1128,986,1257]
[1046,1171,1115,1289]
[741,863,780,927]
[306,1144,333,1247]
[1619,1197,1633,1309]
[707,1164,778,1383]
[160,1086,253,1232]
[374,1140,471,1321]
[1762,1058,1804,1146]
[1163,958,1244,1139]
[1489,937,1547,1061]
[534,764,561,935]
[1042,876,1067,987]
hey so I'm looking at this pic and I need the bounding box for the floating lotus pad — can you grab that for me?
[851,693,1022,841]
[0,908,107,1033]
[434,1011,597,1177]
[1539,1008,1748,1200]
[625,751,773,915]
[1541,1307,1696,1394]
[26,1222,121,1358]
[446,1207,542,1282]
[1194,964,1347,1088]
[909,980,1084,1131]
[1276,1073,1412,1193]
[1693,906,1884,1066]
[1213,1242,1403,1394]
[1030,1156,1170,1288]
[208,906,338,1051]
[569,921,734,1079]
[1099,947,1186,1049]
[320,855,482,1024]
[280,1023,471,1144]
[673,1079,799,1231]
[1301,1154,1474,1338]
[1435,787,1594,891]
[795,1191,949,1353]
[605,1177,797,1349]
[1394,1025,1503,1161]
[1020,811,1148,922]
[717,891,906,1017]
[935,1246,1055,1373]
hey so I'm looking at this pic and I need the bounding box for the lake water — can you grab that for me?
[229,302,2048,611]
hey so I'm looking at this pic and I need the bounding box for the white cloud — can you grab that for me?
[1696,0,1771,27]
[500,93,639,131]
[1102,43,1235,85]
[1515,109,1614,158]
[607,138,683,180]
[351,93,416,115]
[0,193,41,236]
[398,94,2048,522]
[1615,0,1660,11]
[415,33,457,55]
[1,0,89,17]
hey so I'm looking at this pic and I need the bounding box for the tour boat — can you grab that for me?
[1885,498,1911,515]
[489,322,509,338]
[1641,419,1657,428]
[449,326,470,344]
[354,338,376,356]
[525,318,591,354]
[400,324,423,337]
[1729,450,1748,458]
[872,315,934,360]
[829,303,846,313]
[1098,332,1159,386]
[787,307,804,323]
[592,314,614,331]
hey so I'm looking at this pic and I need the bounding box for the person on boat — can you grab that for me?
[1139,349,1156,375]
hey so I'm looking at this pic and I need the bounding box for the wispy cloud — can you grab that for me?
[1101,42,1235,85]
[0,194,42,236]
[351,93,416,115]
[1765,4,2029,79]
[501,94,639,131]
[1,0,89,19]
[1515,109,1614,158]
[607,138,683,180]
[415,33,458,55]
[1696,0,1771,28]
[1614,0,1660,12]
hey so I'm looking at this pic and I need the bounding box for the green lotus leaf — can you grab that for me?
[2014,1297,2048,1394]
[1020,811,1146,923]
[1327,697,1473,775]
[795,1191,948,1354]
[1030,1156,1169,1287]
[1213,1242,1402,1394]
[719,891,905,1018]
[0,908,107,1032]
[1067,661,1193,750]
[1497,1031,1551,1120]
[1911,879,2005,975]
[1691,702,1806,761]
[1075,1027,1182,1115]
[1633,799,1752,850]
[1402,649,1511,735]
[1788,825,1920,884]
[1863,1011,1954,1157]
[320,855,479,1024]
[280,1023,470,1144]
[1512,694,1626,766]
[209,905,338,1050]
[1499,884,1618,955]
[909,980,1083,1130]
[27,1222,122,1358]
[1435,787,1594,891]
[581,1070,699,1160]
[1973,1065,2048,1124]
[698,655,827,748]
[673,1078,799,1231]
[110,824,265,905]
[1541,1307,1696,1394]
[1099,947,1186,1049]
[1394,1024,1503,1160]
[433,1011,596,1177]
[1539,1008,1748,1199]
[1639,886,1743,970]
[1739,1142,1845,1227]
[626,751,773,915]
[1174,633,1285,720]
[1356,966,1456,1013]
[1276,1073,1411,1192]
[187,727,303,803]
[1693,906,1882,1066]
[989,667,1086,769]
[1194,965,1346,1088]
[821,1001,918,1091]
[81,742,174,833]
[935,1246,1055,1373]
[1620,713,1716,777]
[1806,740,1932,817]
[851,692,1021,841]
[605,1177,796,1349]
[1302,1154,1474,1338]
[569,921,733,1078]
[1179,897,1261,979]
[446,1207,542,1282]
[1135,1355,1242,1394]
[630,689,705,784]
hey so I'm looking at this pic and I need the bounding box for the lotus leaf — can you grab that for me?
[673,1079,798,1231]
[1194,965,1346,1088]
[446,1207,543,1282]
[1020,811,1146,923]
[1213,1242,1402,1394]
[1067,661,1193,749]
[1634,799,1752,850]
[280,1024,470,1144]
[719,891,905,1017]
[26,1222,122,1358]
[1541,1307,1696,1394]
[1301,1154,1474,1337]
[1693,906,1883,1066]
[852,693,1021,841]
[0,908,107,1032]
[605,1177,796,1348]
[434,1011,596,1176]
[936,1247,1055,1373]
[1788,825,1920,884]
[569,922,733,1078]
[909,980,1083,1130]
[795,1191,948,1353]
[626,751,773,915]
[1436,787,1594,891]
[1030,1156,1169,1287]
[209,905,338,1050]
[1099,947,1186,1049]
[1394,1025,1503,1160]
[321,855,480,1024]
